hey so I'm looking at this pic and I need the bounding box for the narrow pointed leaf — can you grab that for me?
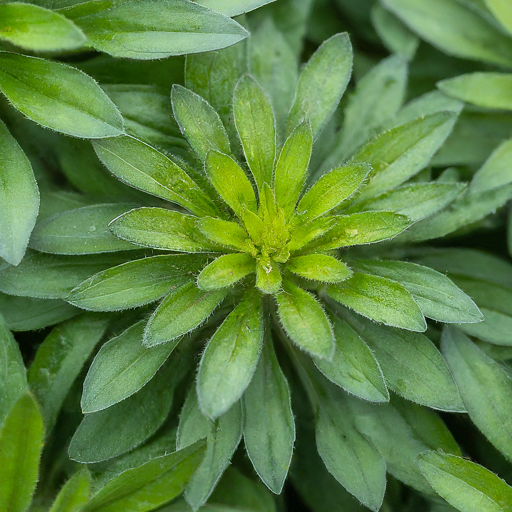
[93,136,219,217]
[109,208,220,252]
[30,204,138,255]
[198,292,264,419]
[0,3,86,51]
[49,469,91,512]
[197,253,255,291]
[171,85,230,161]
[144,282,227,347]
[60,0,249,59]
[0,119,38,266]
[0,393,43,512]
[68,255,206,312]
[286,216,335,253]
[234,74,276,190]
[194,0,275,16]
[276,280,334,359]
[442,327,512,460]
[471,137,512,195]
[418,451,512,512]
[297,164,370,222]
[0,52,124,138]
[243,340,295,494]
[197,217,256,254]
[28,314,109,431]
[287,33,352,137]
[205,150,257,218]
[287,254,352,283]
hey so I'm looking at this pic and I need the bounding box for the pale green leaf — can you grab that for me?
[485,0,512,35]
[195,0,275,16]
[197,253,255,290]
[197,217,256,255]
[48,469,91,512]
[287,254,352,283]
[471,137,512,194]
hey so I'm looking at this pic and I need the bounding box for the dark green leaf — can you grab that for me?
[197,253,255,290]
[48,469,91,512]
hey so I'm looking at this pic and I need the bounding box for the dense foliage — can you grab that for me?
[1,1,512,511]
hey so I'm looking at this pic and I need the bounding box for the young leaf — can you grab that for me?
[0,52,124,138]
[93,136,219,217]
[84,441,206,512]
[354,260,483,324]
[0,119,38,266]
[198,292,264,419]
[194,0,275,16]
[67,255,206,312]
[342,310,464,412]
[276,280,334,359]
[197,253,255,290]
[287,33,352,137]
[442,327,512,460]
[352,112,458,202]
[197,217,256,255]
[286,216,335,253]
[28,314,109,431]
[60,0,249,59]
[30,204,138,255]
[0,315,27,426]
[81,321,177,413]
[234,75,276,190]
[274,122,313,219]
[48,469,91,512]
[0,3,86,51]
[382,0,512,67]
[296,164,370,222]
[256,258,283,295]
[205,150,258,218]
[312,317,389,403]
[243,339,295,494]
[471,137,512,195]
[171,85,230,161]
[177,389,242,509]
[0,393,44,512]
[418,451,512,512]
[287,254,352,283]
[144,282,227,347]
[109,208,220,252]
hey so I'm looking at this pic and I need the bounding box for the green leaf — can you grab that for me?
[109,208,220,252]
[28,314,109,431]
[274,122,313,219]
[234,74,276,190]
[342,310,464,412]
[0,250,131,299]
[60,0,249,59]
[243,339,295,494]
[438,73,512,111]
[348,395,460,495]
[287,254,352,283]
[69,359,177,463]
[442,327,512,460]
[471,138,512,194]
[0,393,44,512]
[197,253,255,290]
[144,282,227,347]
[205,150,258,218]
[352,112,458,202]
[303,212,411,252]
[85,441,206,512]
[0,3,86,51]
[93,136,219,217]
[382,0,512,67]
[195,0,275,16]
[352,183,466,222]
[177,388,242,509]
[0,52,124,138]
[81,321,177,413]
[256,257,283,295]
[354,260,483,324]
[0,119,38,266]
[485,0,512,35]
[315,382,386,512]
[313,317,389,403]
[297,164,370,222]
[276,280,334,359]
[0,315,27,426]
[197,217,256,255]
[286,216,335,253]
[67,255,205,312]
[48,469,91,512]
[30,204,138,255]
[287,33,352,138]
[418,451,512,512]
[171,85,230,161]
[198,292,264,419]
